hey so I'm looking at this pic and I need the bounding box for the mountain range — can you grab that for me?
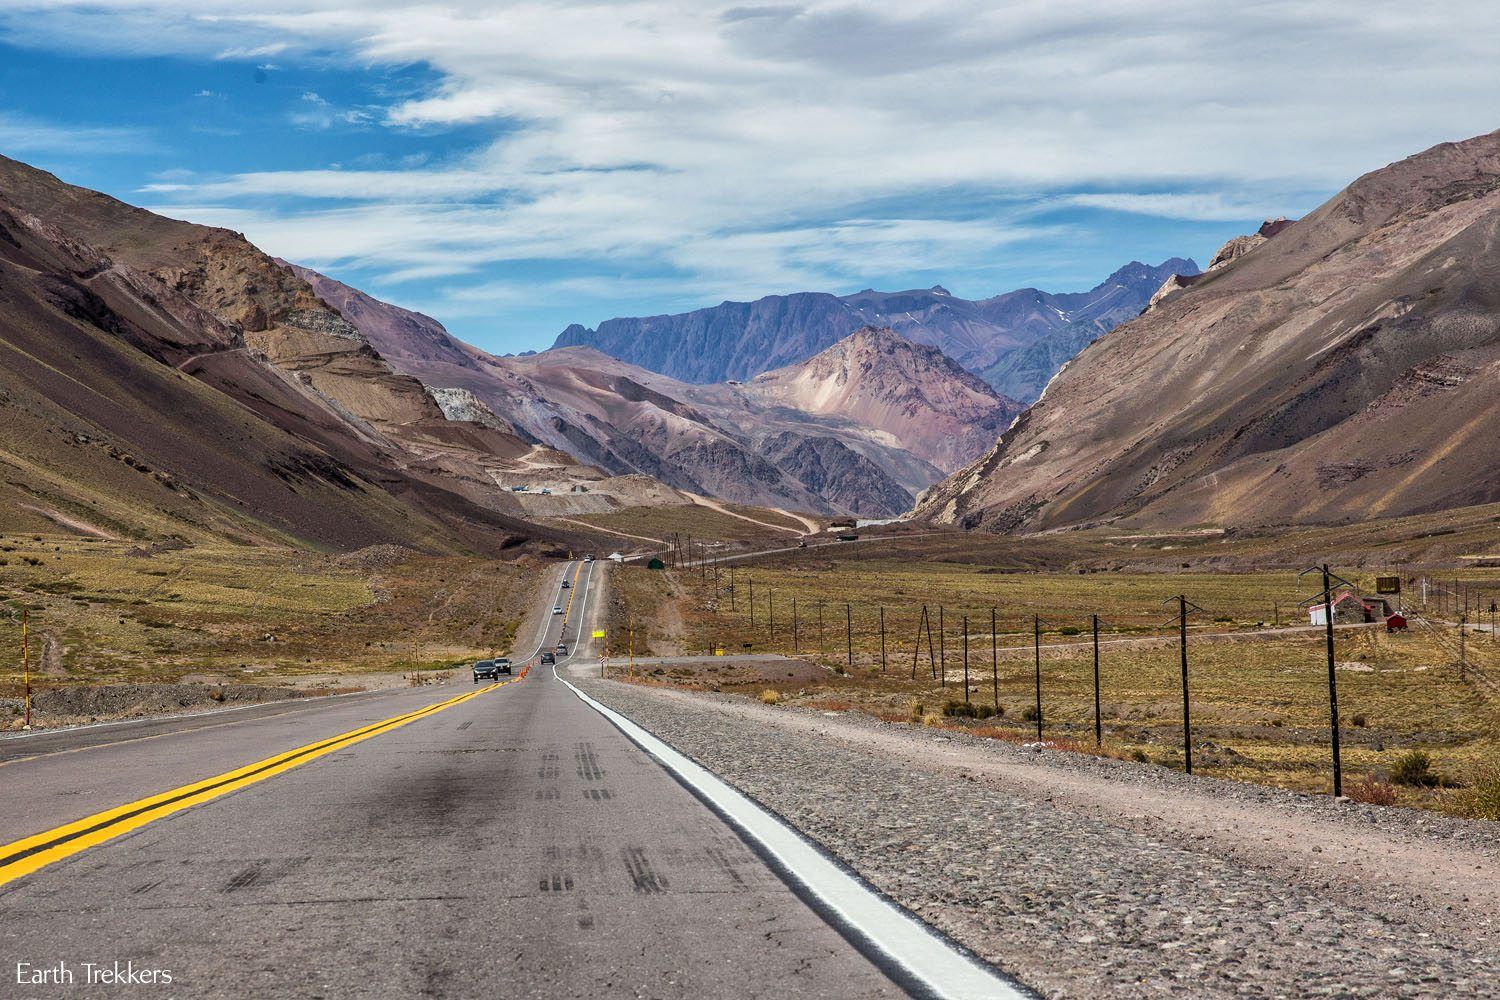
[553,258,1197,401]
[294,264,1020,516]
[916,129,1500,532]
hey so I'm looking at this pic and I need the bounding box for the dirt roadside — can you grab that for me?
[627,683,1500,944]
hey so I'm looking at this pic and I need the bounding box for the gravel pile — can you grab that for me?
[579,677,1499,999]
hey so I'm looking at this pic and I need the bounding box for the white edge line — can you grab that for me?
[552,666,1030,1000]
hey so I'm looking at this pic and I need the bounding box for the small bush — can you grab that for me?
[921,713,943,728]
[1130,749,1149,763]
[758,688,780,706]
[1455,759,1500,821]
[906,698,924,723]
[1058,626,1080,636]
[1390,749,1438,787]
[942,700,999,720]
[1020,705,1040,723]
[1351,714,1366,728]
[1345,774,1397,806]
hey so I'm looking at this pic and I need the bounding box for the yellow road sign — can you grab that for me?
[591,629,606,638]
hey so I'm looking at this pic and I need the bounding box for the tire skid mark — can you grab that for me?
[622,846,669,894]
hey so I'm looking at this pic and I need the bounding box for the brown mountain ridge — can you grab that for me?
[917,129,1500,533]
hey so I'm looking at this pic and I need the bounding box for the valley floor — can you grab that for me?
[577,675,1500,999]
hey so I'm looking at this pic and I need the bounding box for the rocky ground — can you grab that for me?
[577,677,1500,999]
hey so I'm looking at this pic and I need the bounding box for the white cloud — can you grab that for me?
[8,0,1500,335]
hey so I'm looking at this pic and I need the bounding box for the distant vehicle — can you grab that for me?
[540,651,556,665]
[583,554,594,562]
[472,659,499,683]
[540,488,552,495]
[555,642,568,656]
[552,606,564,615]
[560,580,570,589]
[510,485,527,492]
[837,533,859,542]
[495,658,512,675]
[796,541,807,548]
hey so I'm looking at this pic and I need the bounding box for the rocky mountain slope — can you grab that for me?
[552,259,1197,400]
[294,264,1007,515]
[916,130,1500,533]
[0,154,570,552]
[743,326,1023,476]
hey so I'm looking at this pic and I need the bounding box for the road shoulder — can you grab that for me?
[575,676,1500,999]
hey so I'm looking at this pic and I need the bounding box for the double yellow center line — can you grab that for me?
[0,670,526,888]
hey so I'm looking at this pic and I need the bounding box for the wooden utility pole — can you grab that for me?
[879,606,887,672]
[792,597,799,654]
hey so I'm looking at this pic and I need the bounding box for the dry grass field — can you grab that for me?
[560,501,806,548]
[609,544,1500,819]
[0,532,541,718]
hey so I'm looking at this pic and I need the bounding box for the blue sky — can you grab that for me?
[3,2,1499,355]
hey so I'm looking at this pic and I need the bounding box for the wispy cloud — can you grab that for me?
[0,111,154,155]
[6,0,1500,343]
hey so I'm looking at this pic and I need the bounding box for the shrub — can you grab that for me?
[1351,714,1366,728]
[1020,705,1040,723]
[758,688,780,706]
[1345,774,1397,806]
[1058,626,1080,636]
[906,698,924,723]
[1130,749,1149,763]
[1390,749,1438,787]
[1455,759,1500,821]
[921,713,943,728]
[942,700,998,720]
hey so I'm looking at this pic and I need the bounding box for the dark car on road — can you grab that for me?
[472,659,500,683]
[540,651,556,666]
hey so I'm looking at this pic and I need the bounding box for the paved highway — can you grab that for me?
[0,561,993,998]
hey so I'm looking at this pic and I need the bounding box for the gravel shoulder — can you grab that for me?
[576,676,1500,999]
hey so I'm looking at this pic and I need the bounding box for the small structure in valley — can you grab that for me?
[608,552,624,563]
[1308,590,1391,626]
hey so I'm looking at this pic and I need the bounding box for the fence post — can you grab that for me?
[879,606,887,672]
[1032,614,1042,739]
[845,603,853,674]
[1178,595,1192,775]
[21,608,30,731]
[962,614,970,703]
[792,597,799,654]
[990,607,999,714]
[938,606,946,689]
[911,605,924,680]
[1319,565,1342,796]
[1092,613,1101,746]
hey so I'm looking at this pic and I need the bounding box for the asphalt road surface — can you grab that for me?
[0,561,919,998]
